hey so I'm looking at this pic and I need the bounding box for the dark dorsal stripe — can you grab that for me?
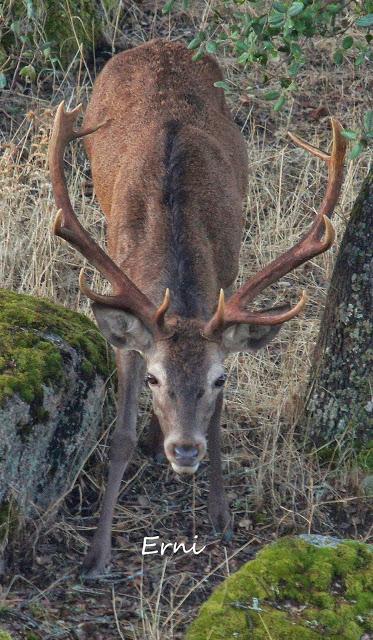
[162,120,202,318]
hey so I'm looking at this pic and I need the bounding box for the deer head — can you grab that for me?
[49,101,346,474]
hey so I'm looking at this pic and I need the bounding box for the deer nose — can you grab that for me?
[174,445,199,464]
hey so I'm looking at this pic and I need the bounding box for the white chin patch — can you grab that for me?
[171,462,199,475]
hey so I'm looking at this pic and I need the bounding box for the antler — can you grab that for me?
[205,117,346,336]
[49,101,169,330]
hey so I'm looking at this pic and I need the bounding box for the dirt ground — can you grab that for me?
[0,2,371,639]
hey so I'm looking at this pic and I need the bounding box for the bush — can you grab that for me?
[165,0,373,158]
[0,0,105,87]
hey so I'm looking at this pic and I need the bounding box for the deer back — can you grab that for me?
[82,39,248,312]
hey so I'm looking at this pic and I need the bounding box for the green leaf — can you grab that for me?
[288,2,304,17]
[341,129,358,140]
[188,37,202,50]
[349,141,366,159]
[273,95,286,111]
[213,80,230,91]
[356,14,373,27]
[162,0,175,14]
[263,90,281,100]
[0,73,7,89]
[364,110,373,132]
[273,2,287,12]
[19,65,36,82]
[333,49,344,65]
[26,0,35,19]
[268,12,285,26]
[342,36,353,49]
[355,51,366,65]
[290,43,303,59]
[326,3,342,14]
[238,51,250,64]
[10,21,21,36]
[288,62,301,76]
[206,41,218,54]
[192,50,205,62]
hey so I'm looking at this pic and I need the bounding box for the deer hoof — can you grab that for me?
[208,500,232,540]
[81,549,111,580]
[222,526,234,543]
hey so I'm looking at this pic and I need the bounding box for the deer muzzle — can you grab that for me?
[165,437,207,475]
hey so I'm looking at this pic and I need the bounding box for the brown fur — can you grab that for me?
[83,39,248,315]
[77,39,249,577]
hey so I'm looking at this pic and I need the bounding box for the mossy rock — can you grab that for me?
[186,536,373,640]
[0,289,114,518]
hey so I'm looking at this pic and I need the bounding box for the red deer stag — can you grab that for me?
[49,39,346,577]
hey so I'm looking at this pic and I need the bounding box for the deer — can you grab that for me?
[48,39,346,577]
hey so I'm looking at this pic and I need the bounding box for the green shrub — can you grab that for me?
[165,0,373,158]
[0,0,104,87]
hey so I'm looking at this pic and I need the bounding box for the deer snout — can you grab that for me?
[175,444,199,462]
[165,437,207,475]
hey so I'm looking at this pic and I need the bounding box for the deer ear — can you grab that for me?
[222,304,290,353]
[91,303,154,352]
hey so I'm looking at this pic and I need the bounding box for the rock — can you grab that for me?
[0,289,113,518]
[186,536,373,640]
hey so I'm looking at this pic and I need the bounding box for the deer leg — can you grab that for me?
[82,350,145,578]
[207,392,232,541]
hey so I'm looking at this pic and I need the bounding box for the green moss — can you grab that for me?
[186,538,373,640]
[0,629,13,640]
[0,289,113,406]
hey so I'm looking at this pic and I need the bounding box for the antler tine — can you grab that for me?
[226,290,307,326]
[49,101,157,325]
[154,288,171,329]
[288,117,346,238]
[203,288,225,335]
[204,118,346,336]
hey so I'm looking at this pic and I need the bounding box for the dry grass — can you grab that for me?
[0,1,371,639]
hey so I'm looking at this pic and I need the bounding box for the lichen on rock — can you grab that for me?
[0,289,114,519]
[186,536,373,640]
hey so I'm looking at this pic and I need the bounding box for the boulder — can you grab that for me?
[186,535,373,640]
[0,289,113,518]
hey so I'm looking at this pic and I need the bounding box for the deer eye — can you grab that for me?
[146,373,158,386]
[214,374,227,388]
